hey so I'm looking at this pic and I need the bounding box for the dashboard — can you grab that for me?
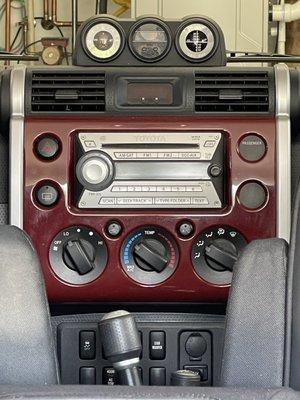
[2,15,292,304]
[0,13,298,387]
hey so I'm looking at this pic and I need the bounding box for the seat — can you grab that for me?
[220,238,289,387]
[0,225,59,385]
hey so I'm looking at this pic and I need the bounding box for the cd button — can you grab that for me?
[192,197,209,205]
[84,140,97,149]
[155,198,191,205]
[117,198,153,205]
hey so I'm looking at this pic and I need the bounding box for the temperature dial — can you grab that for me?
[121,227,179,285]
[49,226,108,285]
[191,226,247,285]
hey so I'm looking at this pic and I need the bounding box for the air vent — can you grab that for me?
[31,71,106,113]
[195,72,270,113]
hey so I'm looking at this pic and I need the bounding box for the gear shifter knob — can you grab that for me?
[99,310,142,386]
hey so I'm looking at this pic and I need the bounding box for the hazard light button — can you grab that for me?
[35,136,60,160]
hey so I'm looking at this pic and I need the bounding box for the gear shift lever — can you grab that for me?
[99,310,142,386]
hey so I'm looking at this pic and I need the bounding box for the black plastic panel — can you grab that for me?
[55,313,225,387]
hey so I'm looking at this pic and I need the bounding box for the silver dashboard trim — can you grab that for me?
[275,63,291,242]
[9,66,26,228]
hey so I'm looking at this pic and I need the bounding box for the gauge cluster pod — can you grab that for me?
[73,15,227,67]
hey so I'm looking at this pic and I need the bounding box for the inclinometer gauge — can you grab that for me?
[176,20,217,62]
[129,19,171,62]
[83,20,125,61]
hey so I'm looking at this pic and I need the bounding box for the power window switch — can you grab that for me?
[80,331,96,360]
[80,367,96,384]
[150,367,166,386]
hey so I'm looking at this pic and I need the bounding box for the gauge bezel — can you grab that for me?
[128,18,172,63]
[81,18,125,62]
[175,18,219,63]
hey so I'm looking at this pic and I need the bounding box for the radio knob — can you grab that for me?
[63,239,95,275]
[204,239,238,272]
[76,152,114,192]
[133,239,169,273]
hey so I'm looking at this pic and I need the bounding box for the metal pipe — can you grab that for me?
[113,0,131,17]
[98,0,108,14]
[5,0,11,52]
[51,0,72,26]
[26,0,36,53]
[43,0,50,21]
[72,0,78,51]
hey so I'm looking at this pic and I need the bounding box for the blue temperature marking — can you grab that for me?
[123,233,142,264]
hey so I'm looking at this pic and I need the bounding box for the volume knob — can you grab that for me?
[76,151,114,192]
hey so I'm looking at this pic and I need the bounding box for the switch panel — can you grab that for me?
[57,317,224,386]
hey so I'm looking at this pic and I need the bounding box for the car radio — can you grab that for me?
[74,131,224,209]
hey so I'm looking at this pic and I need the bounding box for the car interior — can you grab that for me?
[2,0,300,399]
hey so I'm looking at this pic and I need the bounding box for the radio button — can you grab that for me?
[155,198,191,205]
[112,186,127,192]
[117,198,153,205]
[82,159,109,185]
[114,152,136,159]
[157,186,171,192]
[171,186,186,192]
[77,152,114,192]
[100,198,116,205]
[192,197,209,205]
[186,186,203,192]
[204,140,216,148]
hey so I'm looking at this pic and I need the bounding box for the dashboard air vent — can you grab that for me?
[31,71,106,113]
[195,72,270,113]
